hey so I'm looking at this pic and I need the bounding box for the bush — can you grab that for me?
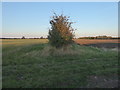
[21,36,25,39]
[48,13,75,48]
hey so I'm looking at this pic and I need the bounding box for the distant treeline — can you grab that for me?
[0,38,48,39]
[1,35,120,39]
[1,36,48,39]
[78,35,120,39]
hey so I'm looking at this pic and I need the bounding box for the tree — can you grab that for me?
[48,13,75,48]
[40,36,44,39]
[21,36,25,39]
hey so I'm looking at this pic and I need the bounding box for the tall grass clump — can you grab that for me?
[40,44,80,56]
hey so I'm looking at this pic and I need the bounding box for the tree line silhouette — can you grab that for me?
[1,36,47,39]
[1,35,119,39]
[78,35,120,39]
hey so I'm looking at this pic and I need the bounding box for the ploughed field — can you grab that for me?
[74,39,119,50]
[74,39,119,45]
[1,39,119,88]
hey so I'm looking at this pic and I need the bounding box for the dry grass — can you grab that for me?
[2,39,48,47]
[16,44,80,57]
[40,44,80,56]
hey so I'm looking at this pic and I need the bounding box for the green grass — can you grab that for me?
[2,39,118,88]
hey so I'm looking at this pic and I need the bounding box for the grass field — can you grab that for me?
[2,39,119,88]
[2,39,48,47]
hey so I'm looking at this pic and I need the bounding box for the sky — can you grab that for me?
[2,2,118,38]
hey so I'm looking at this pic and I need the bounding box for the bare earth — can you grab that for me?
[86,74,119,88]
[73,39,119,45]
[74,39,119,50]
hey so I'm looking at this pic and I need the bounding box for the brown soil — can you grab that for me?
[73,39,119,45]
[86,74,119,88]
[74,39,119,49]
[84,43,119,49]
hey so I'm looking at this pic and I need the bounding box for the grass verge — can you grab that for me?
[2,43,118,88]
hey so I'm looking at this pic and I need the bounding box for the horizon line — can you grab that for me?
[1,36,119,38]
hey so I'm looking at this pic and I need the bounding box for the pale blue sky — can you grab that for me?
[2,2,118,38]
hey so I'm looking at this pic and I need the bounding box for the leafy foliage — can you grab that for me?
[48,13,75,48]
[21,36,25,39]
